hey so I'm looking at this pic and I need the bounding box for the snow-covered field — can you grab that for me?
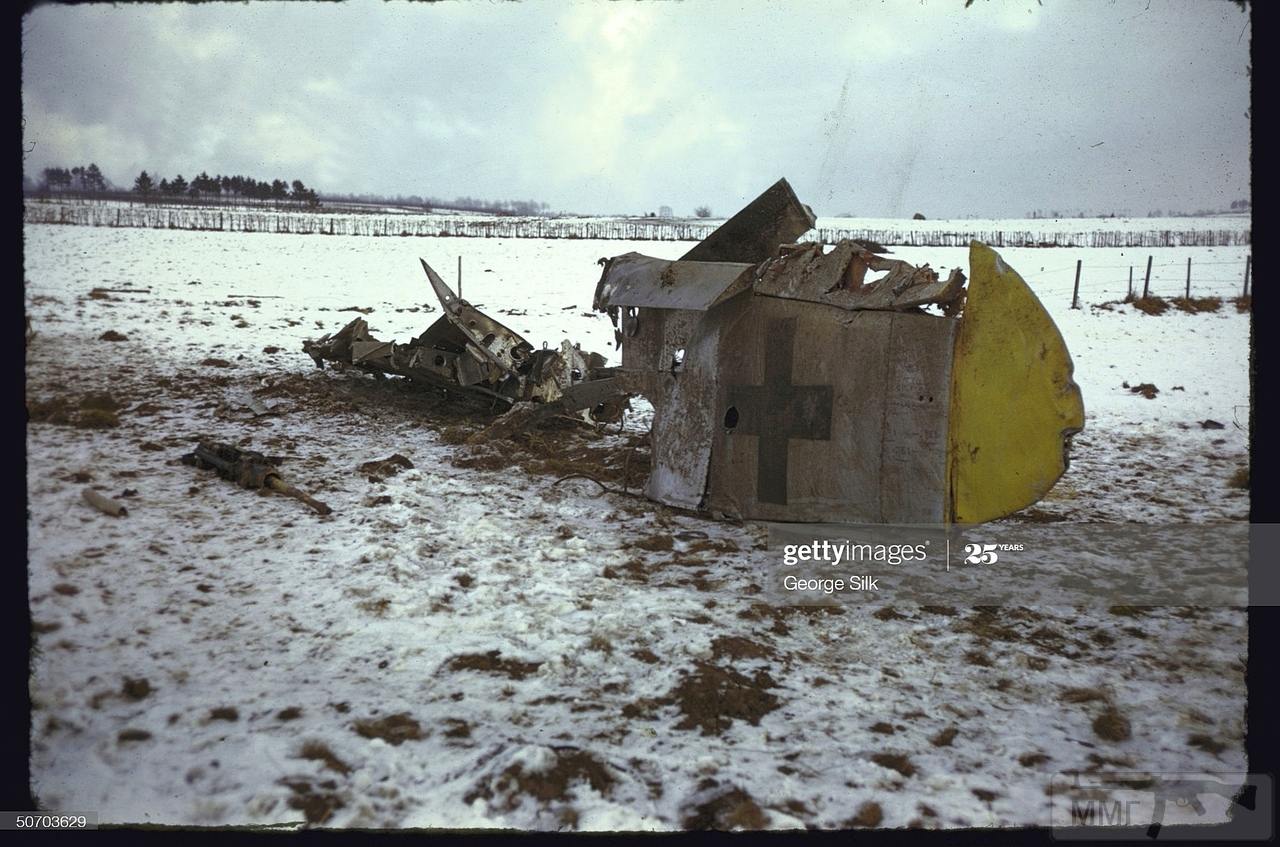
[24,224,1250,829]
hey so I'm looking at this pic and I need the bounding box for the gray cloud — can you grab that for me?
[22,0,1250,217]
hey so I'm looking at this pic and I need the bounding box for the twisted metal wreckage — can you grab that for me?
[304,179,1085,525]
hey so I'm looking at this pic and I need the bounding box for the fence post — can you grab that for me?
[1185,256,1191,299]
[1244,255,1251,297]
[458,255,463,299]
[1071,259,1082,309]
[1142,255,1153,298]
[1128,266,1133,298]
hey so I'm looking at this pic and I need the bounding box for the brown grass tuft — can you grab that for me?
[447,650,543,680]
[846,801,883,828]
[1125,294,1169,315]
[870,753,916,777]
[682,787,768,830]
[1170,296,1222,314]
[351,712,423,745]
[465,747,616,816]
[669,662,779,736]
[931,726,960,748]
[299,741,352,775]
[1092,707,1132,742]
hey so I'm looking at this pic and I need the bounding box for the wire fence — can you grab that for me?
[1042,255,1252,309]
[25,201,1251,249]
[812,226,1249,249]
[24,201,1253,308]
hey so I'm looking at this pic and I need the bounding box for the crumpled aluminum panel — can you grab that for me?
[642,297,740,508]
[593,253,754,311]
[680,177,817,263]
[753,240,966,312]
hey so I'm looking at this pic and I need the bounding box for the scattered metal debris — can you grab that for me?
[304,259,623,420]
[245,397,280,417]
[301,178,1084,525]
[181,442,332,515]
[82,488,128,517]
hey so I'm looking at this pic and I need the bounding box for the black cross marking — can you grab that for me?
[726,317,834,505]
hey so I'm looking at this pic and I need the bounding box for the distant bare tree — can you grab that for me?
[694,205,712,218]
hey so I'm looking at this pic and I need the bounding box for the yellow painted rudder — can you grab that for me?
[947,242,1085,523]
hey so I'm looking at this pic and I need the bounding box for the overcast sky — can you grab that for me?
[22,0,1251,218]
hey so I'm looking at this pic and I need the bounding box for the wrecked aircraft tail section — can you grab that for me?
[302,179,1083,526]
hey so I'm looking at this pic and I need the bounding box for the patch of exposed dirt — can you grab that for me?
[446,650,543,680]
[709,635,775,662]
[931,726,959,747]
[299,741,351,775]
[1187,733,1227,755]
[358,453,413,480]
[280,778,344,825]
[1092,707,1132,742]
[1009,507,1071,523]
[351,712,423,745]
[958,607,1024,643]
[122,677,152,701]
[845,801,884,827]
[682,787,769,830]
[870,752,916,778]
[1170,296,1222,314]
[669,662,780,736]
[1060,687,1109,704]
[464,747,616,814]
[919,605,958,616]
[634,534,674,552]
[28,392,123,429]
[1124,294,1169,316]
[442,719,472,740]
